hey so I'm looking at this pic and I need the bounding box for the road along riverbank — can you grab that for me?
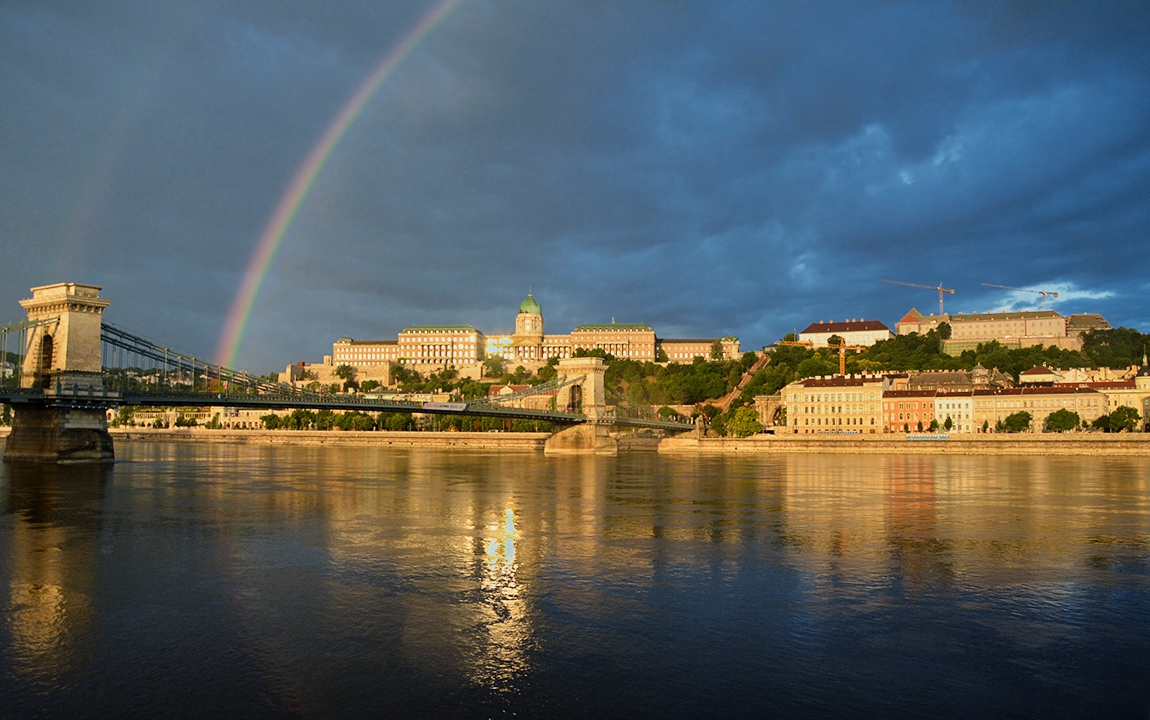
[107,427,551,451]
[658,432,1150,455]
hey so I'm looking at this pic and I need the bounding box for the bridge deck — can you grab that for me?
[0,386,695,431]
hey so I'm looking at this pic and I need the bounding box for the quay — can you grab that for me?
[4,426,1148,456]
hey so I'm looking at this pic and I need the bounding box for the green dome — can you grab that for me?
[518,293,541,315]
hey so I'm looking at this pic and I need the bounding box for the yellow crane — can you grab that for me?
[881,279,955,315]
[981,283,1059,310]
[778,338,863,376]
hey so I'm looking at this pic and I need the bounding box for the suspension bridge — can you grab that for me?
[1,283,694,462]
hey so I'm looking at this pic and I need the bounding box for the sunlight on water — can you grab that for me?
[0,445,1147,719]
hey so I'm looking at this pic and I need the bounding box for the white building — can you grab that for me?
[799,319,893,348]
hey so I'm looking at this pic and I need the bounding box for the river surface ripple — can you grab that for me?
[1,444,1148,719]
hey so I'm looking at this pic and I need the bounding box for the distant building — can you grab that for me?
[1066,313,1112,337]
[657,337,741,362]
[318,292,740,378]
[798,319,893,348]
[895,308,1098,354]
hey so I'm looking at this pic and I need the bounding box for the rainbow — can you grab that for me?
[215,0,465,367]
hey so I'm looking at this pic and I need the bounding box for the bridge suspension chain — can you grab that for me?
[100,323,302,397]
[466,374,586,412]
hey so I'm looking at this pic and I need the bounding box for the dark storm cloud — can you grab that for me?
[1,0,1148,370]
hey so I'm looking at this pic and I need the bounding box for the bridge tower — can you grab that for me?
[4,283,115,463]
[545,356,617,455]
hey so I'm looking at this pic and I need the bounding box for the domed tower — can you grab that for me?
[512,293,544,361]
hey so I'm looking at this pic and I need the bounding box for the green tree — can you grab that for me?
[943,415,953,431]
[1109,405,1141,433]
[1092,414,1111,432]
[482,356,505,378]
[1044,408,1080,432]
[261,413,282,430]
[334,364,355,381]
[726,406,763,437]
[360,379,381,393]
[536,363,557,382]
[928,419,939,432]
[938,321,952,340]
[1002,411,1032,433]
[710,339,724,360]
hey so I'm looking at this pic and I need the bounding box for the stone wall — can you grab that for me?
[108,427,549,450]
[658,433,1150,456]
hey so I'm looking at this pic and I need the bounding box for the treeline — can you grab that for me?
[842,325,1149,378]
[606,352,758,406]
[259,408,550,433]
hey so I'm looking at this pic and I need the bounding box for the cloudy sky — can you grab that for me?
[2,1,1148,372]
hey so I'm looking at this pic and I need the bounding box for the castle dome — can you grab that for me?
[518,293,541,315]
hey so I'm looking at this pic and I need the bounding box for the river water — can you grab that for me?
[0,443,1147,719]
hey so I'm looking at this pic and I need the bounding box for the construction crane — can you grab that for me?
[881,279,955,315]
[981,283,1059,310]
[778,338,863,376]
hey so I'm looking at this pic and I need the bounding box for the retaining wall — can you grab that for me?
[658,432,1150,456]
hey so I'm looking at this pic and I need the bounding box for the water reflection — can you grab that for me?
[0,446,1146,718]
[1,462,109,687]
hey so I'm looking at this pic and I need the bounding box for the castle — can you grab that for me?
[281,293,740,386]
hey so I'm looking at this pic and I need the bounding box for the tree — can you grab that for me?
[1092,414,1111,432]
[943,415,953,431]
[483,356,505,378]
[261,413,282,430]
[928,419,939,432]
[710,339,725,360]
[1002,411,1032,433]
[536,363,557,382]
[1045,408,1080,433]
[1109,405,1141,433]
[938,322,952,340]
[360,380,380,393]
[726,406,763,437]
[334,364,356,381]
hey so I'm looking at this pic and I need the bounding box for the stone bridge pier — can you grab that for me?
[4,283,115,463]
[545,356,618,455]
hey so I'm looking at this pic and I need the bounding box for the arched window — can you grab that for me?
[39,334,54,388]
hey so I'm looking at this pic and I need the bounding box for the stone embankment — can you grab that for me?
[658,432,1150,456]
[107,427,550,450]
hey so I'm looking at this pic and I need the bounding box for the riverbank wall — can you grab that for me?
[658,432,1150,456]
[107,427,551,451]
[2,426,1147,456]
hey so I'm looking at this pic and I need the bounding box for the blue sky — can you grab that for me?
[2,1,1148,372]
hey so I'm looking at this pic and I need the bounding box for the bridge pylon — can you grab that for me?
[4,283,115,463]
[546,356,617,455]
